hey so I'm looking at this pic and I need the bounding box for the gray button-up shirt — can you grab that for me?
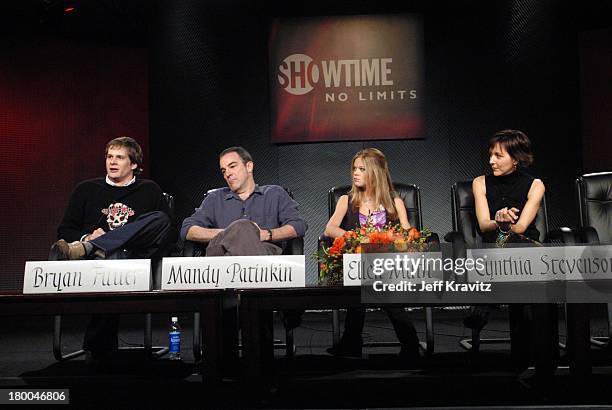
[180,184,307,241]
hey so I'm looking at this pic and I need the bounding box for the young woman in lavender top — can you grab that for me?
[324,148,420,362]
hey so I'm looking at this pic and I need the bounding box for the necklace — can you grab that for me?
[496,230,511,247]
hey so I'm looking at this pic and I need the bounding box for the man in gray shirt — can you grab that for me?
[181,146,307,255]
[181,146,307,353]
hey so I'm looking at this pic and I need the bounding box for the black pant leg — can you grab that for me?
[90,211,170,257]
[509,304,531,371]
[532,303,559,379]
[341,307,366,345]
[385,307,419,350]
[83,314,119,354]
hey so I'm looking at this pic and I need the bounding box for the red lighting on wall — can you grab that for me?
[64,7,76,13]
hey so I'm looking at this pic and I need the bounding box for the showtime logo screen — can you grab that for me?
[269,14,424,143]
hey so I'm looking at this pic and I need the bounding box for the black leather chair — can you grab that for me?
[575,172,612,347]
[51,193,175,361]
[575,172,612,244]
[321,183,435,355]
[445,181,552,352]
[546,172,611,377]
[182,188,304,359]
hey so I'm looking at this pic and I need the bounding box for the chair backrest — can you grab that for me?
[576,172,612,244]
[163,192,175,220]
[450,180,549,247]
[328,183,423,230]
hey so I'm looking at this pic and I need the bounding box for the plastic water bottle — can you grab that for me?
[168,316,181,361]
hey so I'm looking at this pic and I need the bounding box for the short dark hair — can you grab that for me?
[219,146,253,164]
[488,129,534,168]
[105,136,143,174]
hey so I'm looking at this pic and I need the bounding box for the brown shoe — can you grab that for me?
[50,239,86,260]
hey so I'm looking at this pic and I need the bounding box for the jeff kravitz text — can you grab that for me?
[372,280,491,293]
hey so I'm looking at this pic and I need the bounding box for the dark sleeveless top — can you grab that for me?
[483,170,540,242]
[340,198,400,231]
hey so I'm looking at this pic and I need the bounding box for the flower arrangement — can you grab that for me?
[316,223,431,286]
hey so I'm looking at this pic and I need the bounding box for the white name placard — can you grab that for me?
[161,255,305,290]
[466,245,612,283]
[343,252,444,286]
[23,259,151,294]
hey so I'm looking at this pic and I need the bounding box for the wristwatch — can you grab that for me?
[266,229,273,241]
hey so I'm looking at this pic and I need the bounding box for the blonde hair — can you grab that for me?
[349,148,397,221]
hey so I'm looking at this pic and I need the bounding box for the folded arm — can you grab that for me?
[274,188,307,240]
[324,195,349,238]
[474,175,545,234]
[181,195,222,243]
[510,179,544,234]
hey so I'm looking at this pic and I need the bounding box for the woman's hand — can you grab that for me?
[494,207,519,230]
[494,207,520,223]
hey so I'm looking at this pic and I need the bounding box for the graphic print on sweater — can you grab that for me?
[102,202,135,230]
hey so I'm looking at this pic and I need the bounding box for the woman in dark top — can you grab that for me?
[324,148,420,363]
[470,129,558,383]
[473,129,544,244]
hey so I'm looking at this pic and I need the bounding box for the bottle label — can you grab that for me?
[169,331,181,353]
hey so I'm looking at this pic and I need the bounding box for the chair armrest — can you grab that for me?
[444,231,464,245]
[425,232,441,251]
[182,240,207,257]
[318,235,333,249]
[426,232,440,243]
[549,226,600,245]
[581,226,600,244]
[282,236,304,255]
[549,227,578,244]
[443,231,467,259]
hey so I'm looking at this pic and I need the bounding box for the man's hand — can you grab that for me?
[258,229,267,242]
[252,222,270,242]
[86,228,106,241]
[254,222,297,242]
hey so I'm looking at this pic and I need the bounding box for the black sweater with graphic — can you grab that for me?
[57,178,169,242]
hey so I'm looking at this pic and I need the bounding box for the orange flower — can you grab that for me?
[328,236,346,257]
[368,231,393,244]
[317,224,429,287]
[343,230,357,239]
[407,227,421,242]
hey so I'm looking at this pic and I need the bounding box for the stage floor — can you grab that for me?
[1,306,612,408]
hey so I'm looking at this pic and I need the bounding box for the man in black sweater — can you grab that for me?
[50,136,171,362]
